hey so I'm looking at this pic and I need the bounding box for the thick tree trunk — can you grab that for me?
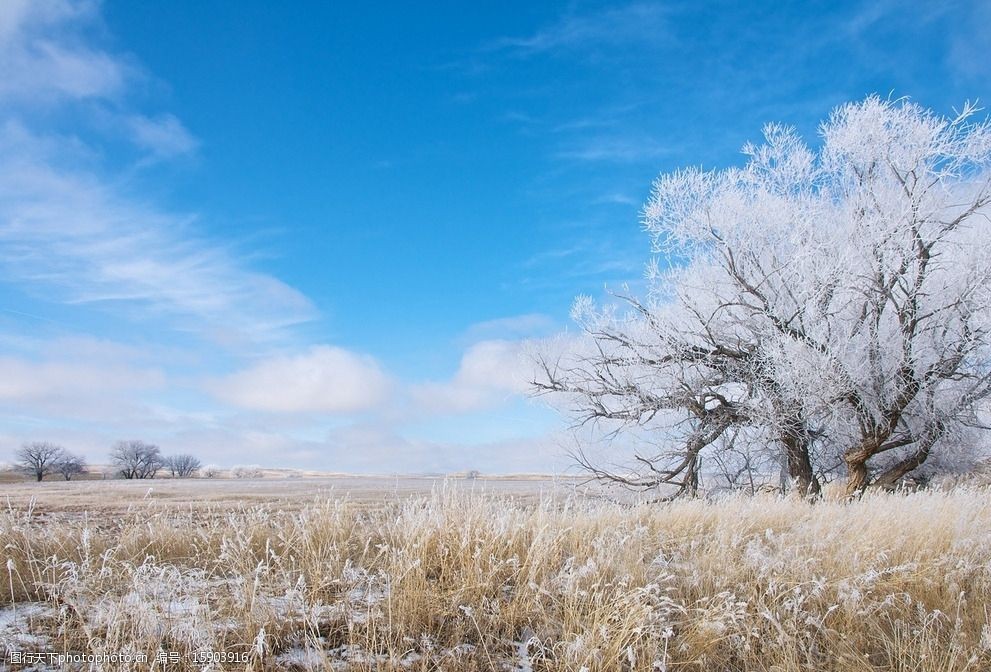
[769,395,822,500]
[843,457,870,497]
[782,430,821,499]
[843,440,875,497]
[845,422,942,496]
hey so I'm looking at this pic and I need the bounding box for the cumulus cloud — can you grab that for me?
[0,356,164,402]
[410,340,533,414]
[0,340,175,429]
[208,346,392,414]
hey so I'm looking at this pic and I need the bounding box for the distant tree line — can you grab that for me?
[15,442,86,481]
[10,440,202,481]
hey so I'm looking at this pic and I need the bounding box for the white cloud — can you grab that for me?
[318,422,568,474]
[555,135,671,163]
[127,114,199,159]
[410,340,533,414]
[0,356,164,402]
[0,3,308,347]
[593,192,639,206]
[491,3,670,56]
[948,2,991,83]
[208,346,393,414]
[0,349,176,433]
[456,340,531,392]
[0,0,129,104]
[0,123,315,345]
[81,422,571,474]
[461,313,556,342]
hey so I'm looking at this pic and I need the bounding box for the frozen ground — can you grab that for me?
[4,481,988,671]
[0,474,597,516]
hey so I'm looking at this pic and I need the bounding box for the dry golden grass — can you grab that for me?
[2,485,991,670]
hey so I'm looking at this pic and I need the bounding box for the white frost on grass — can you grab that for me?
[509,626,541,672]
[276,646,330,670]
[276,644,424,671]
[0,601,55,649]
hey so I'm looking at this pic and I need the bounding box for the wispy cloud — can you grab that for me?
[521,222,645,278]
[461,313,557,343]
[0,2,315,347]
[0,0,130,104]
[947,1,991,83]
[592,192,639,206]
[126,113,199,160]
[320,422,568,474]
[555,134,671,163]
[489,2,671,57]
[0,124,315,345]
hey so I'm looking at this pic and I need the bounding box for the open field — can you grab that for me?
[2,480,991,671]
[0,474,593,516]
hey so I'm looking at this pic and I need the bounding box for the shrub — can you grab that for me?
[230,465,263,479]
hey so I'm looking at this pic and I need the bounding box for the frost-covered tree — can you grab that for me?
[231,464,263,479]
[110,440,164,479]
[534,96,991,498]
[165,454,201,478]
[15,441,65,482]
[54,452,87,481]
[200,464,223,478]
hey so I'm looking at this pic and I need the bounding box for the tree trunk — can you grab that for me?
[686,453,700,497]
[844,461,869,497]
[782,430,821,499]
[845,423,942,496]
[843,445,872,497]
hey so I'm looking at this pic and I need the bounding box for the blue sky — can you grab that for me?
[0,0,988,472]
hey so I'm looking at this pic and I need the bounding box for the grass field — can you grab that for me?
[2,478,990,671]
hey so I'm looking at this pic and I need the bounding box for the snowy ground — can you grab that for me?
[0,474,598,515]
[5,483,988,671]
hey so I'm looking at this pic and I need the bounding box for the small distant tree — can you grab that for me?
[15,442,65,482]
[110,440,164,479]
[165,454,202,478]
[54,453,87,481]
[200,464,222,478]
[231,465,263,479]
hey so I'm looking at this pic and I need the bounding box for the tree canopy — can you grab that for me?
[534,96,991,498]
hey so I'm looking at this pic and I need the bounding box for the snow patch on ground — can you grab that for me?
[275,644,424,671]
[0,602,56,660]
